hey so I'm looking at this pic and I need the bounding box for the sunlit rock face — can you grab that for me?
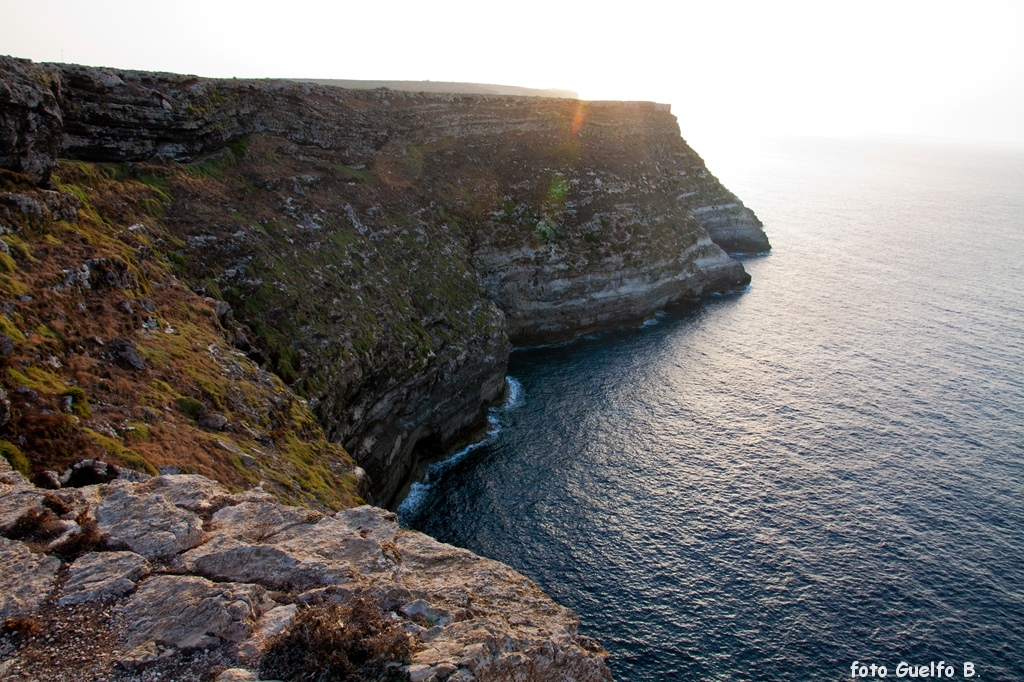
[1,57,768,504]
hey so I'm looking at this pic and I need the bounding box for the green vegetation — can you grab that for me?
[124,422,151,443]
[331,163,373,183]
[3,234,36,262]
[174,395,204,420]
[0,251,18,274]
[60,387,91,418]
[8,366,65,393]
[86,430,159,476]
[0,314,24,342]
[0,441,31,476]
[0,157,360,509]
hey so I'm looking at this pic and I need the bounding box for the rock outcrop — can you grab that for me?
[0,58,62,184]
[0,468,612,681]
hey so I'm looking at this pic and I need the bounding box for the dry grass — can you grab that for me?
[259,597,410,682]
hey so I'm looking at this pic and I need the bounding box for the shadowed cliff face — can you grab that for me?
[0,57,769,505]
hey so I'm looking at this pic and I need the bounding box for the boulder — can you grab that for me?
[60,459,118,487]
[117,640,176,669]
[200,413,229,431]
[216,670,260,682]
[106,336,146,371]
[33,470,61,489]
[58,550,149,605]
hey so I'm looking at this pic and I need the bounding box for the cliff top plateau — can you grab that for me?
[0,458,611,681]
[292,79,578,99]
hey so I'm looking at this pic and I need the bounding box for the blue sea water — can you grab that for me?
[399,137,1024,680]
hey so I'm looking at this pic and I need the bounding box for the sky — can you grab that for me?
[3,0,1024,149]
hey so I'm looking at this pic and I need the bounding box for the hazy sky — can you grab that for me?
[3,0,1023,147]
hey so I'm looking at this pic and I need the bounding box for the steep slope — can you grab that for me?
[0,160,362,510]
[1,56,769,506]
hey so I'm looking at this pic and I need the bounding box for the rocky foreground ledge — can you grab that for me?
[0,457,611,681]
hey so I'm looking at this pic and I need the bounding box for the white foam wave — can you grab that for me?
[398,377,524,524]
[397,426,497,524]
[503,376,524,410]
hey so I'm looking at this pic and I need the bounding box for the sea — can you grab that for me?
[399,136,1024,681]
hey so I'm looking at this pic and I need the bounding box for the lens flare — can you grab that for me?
[571,102,586,136]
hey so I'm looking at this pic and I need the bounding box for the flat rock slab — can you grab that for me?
[58,550,150,605]
[184,535,355,592]
[0,536,61,620]
[0,472,613,680]
[210,500,315,542]
[138,474,232,513]
[122,575,268,650]
[0,488,46,532]
[237,603,297,660]
[96,484,203,559]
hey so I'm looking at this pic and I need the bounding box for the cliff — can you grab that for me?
[1,57,768,507]
[0,54,768,678]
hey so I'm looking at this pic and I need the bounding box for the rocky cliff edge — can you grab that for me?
[0,458,612,681]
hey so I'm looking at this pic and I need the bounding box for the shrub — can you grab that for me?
[60,386,91,417]
[41,494,73,516]
[3,508,66,544]
[0,440,30,476]
[52,510,105,562]
[2,617,42,637]
[175,396,203,420]
[259,597,410,682]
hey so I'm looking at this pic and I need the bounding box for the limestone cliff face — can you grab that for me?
[0,57,770,505]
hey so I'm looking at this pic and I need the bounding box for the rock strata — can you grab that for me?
[0,57,62,183]
[0,57,773,681]
[0,471,612,681]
